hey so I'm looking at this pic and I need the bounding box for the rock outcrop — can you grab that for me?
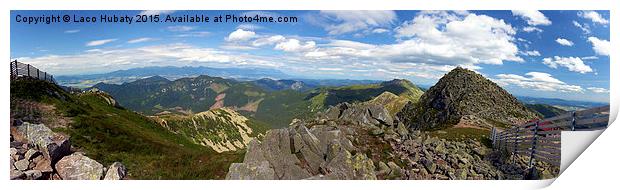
[226,102,557,180]
[226,117,377,180]
[398,67,538,130]
[10,122,127,180]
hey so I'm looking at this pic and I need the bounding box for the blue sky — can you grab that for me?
[10,10,610,102]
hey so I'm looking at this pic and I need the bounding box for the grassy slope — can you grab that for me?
[11,79,243,179]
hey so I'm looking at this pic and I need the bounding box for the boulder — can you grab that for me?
[23,170,43,180]
[104,162,127,180]
[33,157,53,173]
[14,159,30,171]
[226,161,276,180]
[55,153,104,180]
[25,149,41,161]
[15,123,70,163]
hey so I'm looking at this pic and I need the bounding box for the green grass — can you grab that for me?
[11,79,245,179]
[426,127,491,146]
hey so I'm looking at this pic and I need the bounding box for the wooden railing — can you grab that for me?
[490,105,610,168]
[10,60,56,84]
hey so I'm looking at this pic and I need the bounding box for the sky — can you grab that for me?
[10,10,610,102]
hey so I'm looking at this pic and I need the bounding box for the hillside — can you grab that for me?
[93,76,424,129]
[252,78,315,92]
[398,67,538,130]
[525,104,567,118]
[308,79,424,111]
[151,108,269,153]
[10,78,246,179]
[93,75,267,115]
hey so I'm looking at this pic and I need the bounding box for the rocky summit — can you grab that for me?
[398,67,538,130]
[225,102,555,180]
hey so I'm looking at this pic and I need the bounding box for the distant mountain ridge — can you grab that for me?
[56,66,291,87]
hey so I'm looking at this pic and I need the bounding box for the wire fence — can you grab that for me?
[10,60,56,84]
[490,105,610,169]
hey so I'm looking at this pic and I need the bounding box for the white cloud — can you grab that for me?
[371,28,389,34]
[251,35,286,47]
[587,87,609,93]
[127,38,154,44]
[511,10,552,26]
[389,11,522,65]
[522,26,542,33]
[587,37,610,56]
[85,39,117,47]
[175,31,210,38]
[555,38,574,46]
[521,50,541,56]
[64,29,80,34]
[317,10,397,35]
[275,39,316,52]
[578,11,609,24]
[495,72,584,93]
[236,24,264,31]
[226,29,257,42]
[14,43,282,75]
[167,26,196,32]
[581,56,598,60]
[542,56,592,73]
[139,10,175,16]
[572,21,591,34]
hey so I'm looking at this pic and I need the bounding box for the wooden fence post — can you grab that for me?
[491,127,496,148]
[528,120,540,171]
[514,126,520,155]
[571,111,576,131]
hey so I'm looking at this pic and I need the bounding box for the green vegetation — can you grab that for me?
[526,104,567,118]
[11,79,244,179]
[156,108,269,152]
[426,127,491,146]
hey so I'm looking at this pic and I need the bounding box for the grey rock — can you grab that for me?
[104,162,127,180]
[377,161,391,176]
[387,161,403,178]
[10,170,25,180]
[24,170,43,180]
[14,159,30,171]
[25,149,41,161]
[55,153,104,180]
[15,123,71,163]
[10,148,18,161]
[33,157,53,173]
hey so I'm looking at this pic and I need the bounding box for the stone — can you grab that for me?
[456,169,468,180]
[10,148,18,160]
[10,170,25,180]
[387,161,403,178]
[15,123,71,163]
[24,170,43,180]
[14,159,30,171]
[33,157,53,173]
[25,149,41,161]
[396,123,409,137]
[377,161,391,175]
[55,153,105,180]
[370,127,384,136]
[104,162,127,180]
[422,158,436,174]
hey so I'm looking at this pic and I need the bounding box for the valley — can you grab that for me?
[12,66,593,180]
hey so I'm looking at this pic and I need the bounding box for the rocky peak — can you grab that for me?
[397,67,538,130]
